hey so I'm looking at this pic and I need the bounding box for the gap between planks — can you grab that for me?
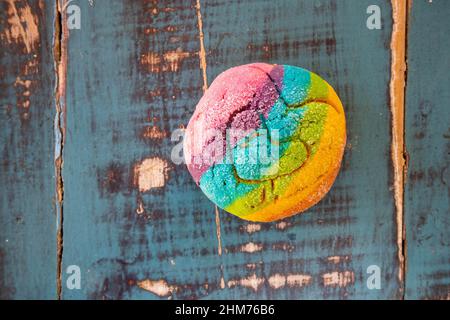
[54,0,68,300]
[390,0,409,298]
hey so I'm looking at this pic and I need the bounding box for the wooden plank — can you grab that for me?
[200,0,401,299]
[404,0,450,300]
[59,0,402,299]
[0,0,57,299]
[60,0,220,299]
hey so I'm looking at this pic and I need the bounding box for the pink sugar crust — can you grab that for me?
[185,63,284,183]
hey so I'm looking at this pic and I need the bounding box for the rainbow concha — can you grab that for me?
[184,63,346,222]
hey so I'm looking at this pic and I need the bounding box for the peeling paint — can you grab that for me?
[134,157,170,192]
[243,223,261,234]
[136,197,144,215]
[140,48,191,73]
[164,49,191,72]
[8,53,40,121]
[137,279,176,297]
[322,271,355,287]
[275,221,291,230]
[240,242,263,253]
[141,125,167,140]
[271,242,295,252]
[267,274,286,289]
[0,0,40,53]
[143,24,179,35]
[267,273,312,289]
[14,76,31,88]
[14,76,32,110]
[227,274,265,292]
[286,274,312,287]
[327,255,350,264]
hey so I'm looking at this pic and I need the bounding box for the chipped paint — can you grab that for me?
[134,157,170,192]
[227,274,265,292]
[14,76,31,88]
[140,48,191,73]
[215,206,222,256]
[286,274,312,287]
[322,271,355,287]
[8,47,40,121]
[275,221,291,230]
[164,49,191,72]
[14,76,32,110]
[271,242,295,252]
[267,273,312,289]
[137,279,176,297]
[327,255,350,264]
[390,0,408,286]
[143,25,178,35]
[140,52,160,73]
[0,0,40,53]
[243,223,261,234]
[141,125,167,140]
[267,274,286,289]
[147,3,177,16]
[240,242,263,253]
[136,197,144,215]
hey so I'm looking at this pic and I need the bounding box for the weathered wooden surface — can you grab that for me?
[60,0,215,299]
[60,0,400,299]
[203,0,403,299]
[0,0,57,299]
[404,0,450,300]
[0,0,448,300]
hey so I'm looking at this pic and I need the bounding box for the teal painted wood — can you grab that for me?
[404,0,450,300]
[60,0,401,299]
[60,0,219,299]
[201,0,400,299]
[0,1,57,299]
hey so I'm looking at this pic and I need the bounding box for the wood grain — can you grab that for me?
[0,0,57,299]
